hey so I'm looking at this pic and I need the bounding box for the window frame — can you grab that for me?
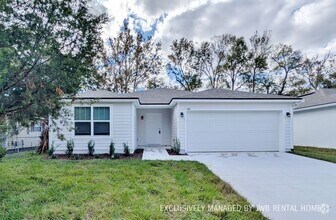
[73,105,111,137]
[93,107,110,136]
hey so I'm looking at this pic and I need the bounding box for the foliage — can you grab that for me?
[0,0,108,125]
[0,146,6,160]
[123,142,130,156]
[298,53,336,91]
[172,138,181,154]
[47,143,56,158]
[167,38,202,91]
[100,20,162,93]
[222,35,249,91]
[88,140,95,156]
[271,44,303,95]
[245,31,271,92]
[65,140,74,157]
[197,38,227,89]
[0,153,265,219]
[109,140,115,156]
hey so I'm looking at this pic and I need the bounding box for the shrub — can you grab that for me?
[65,140,74,157]
[48,144,56,158]
[123,143,130,156]
[0,146,7,160]
[113,153,121,159]
[109,140,115,157]
[88,140,95,156]
[172,138,181,154]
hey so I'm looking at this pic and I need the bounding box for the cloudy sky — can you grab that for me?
[91,0,336,55]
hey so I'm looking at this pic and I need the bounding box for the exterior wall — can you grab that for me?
[171,104,178,143]
[136,108,172,146]
[294,107,336,149]
[176,101,294,153]
[6,128,41,149]
[50,102,136,154]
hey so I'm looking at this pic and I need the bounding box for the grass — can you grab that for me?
[0,152,266,220]
[291,146,336,163]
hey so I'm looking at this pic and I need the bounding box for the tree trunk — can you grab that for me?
[37,120,49,154]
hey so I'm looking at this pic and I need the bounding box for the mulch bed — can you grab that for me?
[166,149,188,156]
[50,149,144,160]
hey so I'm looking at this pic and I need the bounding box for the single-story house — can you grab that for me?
[294,89,336,149]
[4,122,42,149]
[50,88,300,154]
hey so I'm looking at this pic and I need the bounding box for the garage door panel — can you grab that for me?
[186,111,279,152]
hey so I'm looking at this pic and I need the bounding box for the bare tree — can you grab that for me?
[101,21,162,93]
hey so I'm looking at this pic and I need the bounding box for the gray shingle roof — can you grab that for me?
[177,89,298,100]
[76,88,299,105]
[295,89,336,110]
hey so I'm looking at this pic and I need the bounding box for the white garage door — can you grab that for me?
[186,111,280,152]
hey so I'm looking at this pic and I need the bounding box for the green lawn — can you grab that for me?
[291,146,336,163]
[0,152,265,220]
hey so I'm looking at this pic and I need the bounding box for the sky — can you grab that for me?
[91,0,336,56]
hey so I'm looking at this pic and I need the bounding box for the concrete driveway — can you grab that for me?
[189,152,336,220]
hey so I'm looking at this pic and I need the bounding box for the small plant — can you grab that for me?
[123,142,130,156]
[109,140,115,157]
[88,140,95,156]
[172,138,181,154]
[65,139,74,157]
[73,154,82,160]
[48,143,56,159]
[0,146,7,160]
[113,153,121,159]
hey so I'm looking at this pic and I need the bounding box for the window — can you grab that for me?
[74,107,91,135]
[93,107,110,135]
[30,122,42,132]
[74,107,110,136]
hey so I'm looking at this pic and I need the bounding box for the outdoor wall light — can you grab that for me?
[141,116,144,120]
[180,112,184,118]
[286,112,291,117]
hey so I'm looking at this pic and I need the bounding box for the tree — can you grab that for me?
[167,38,202,91]
[0,0,107,152]
[222,35,249,91]
[197,37,228,89]
[146,76,167,89]
[245,31,271,92]
[101,21,162,93]
[0,0,107,122]
[271,44,303,95]
[298,52,336,91]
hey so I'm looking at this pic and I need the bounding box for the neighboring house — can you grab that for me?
[5,122,42,149]
[50,88,300,154]
[294,89,336,149]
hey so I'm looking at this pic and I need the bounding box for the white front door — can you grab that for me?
[146,113,162,145]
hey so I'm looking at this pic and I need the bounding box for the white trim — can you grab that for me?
[73,105,112,138]
[294,103,336,112]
